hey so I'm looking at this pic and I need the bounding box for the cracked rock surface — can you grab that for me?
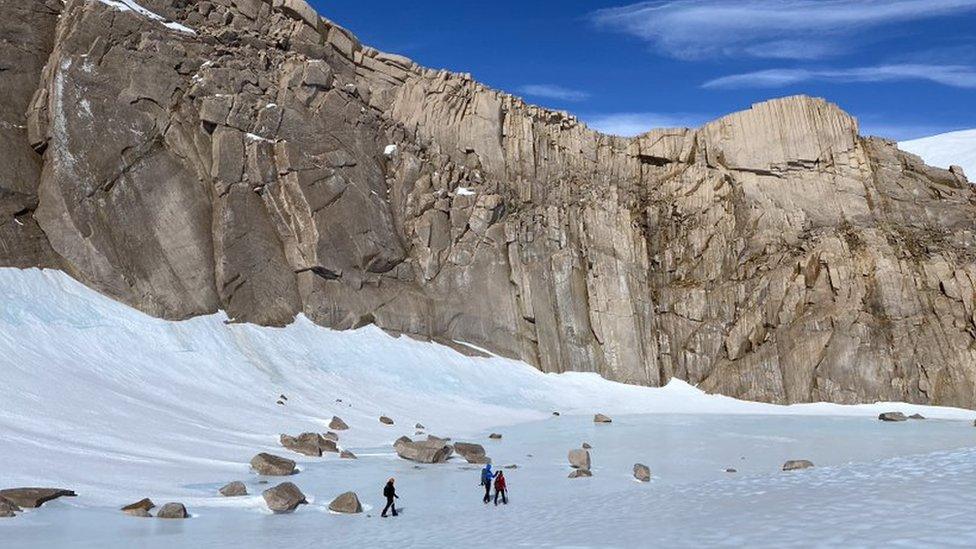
[2,0,975,407]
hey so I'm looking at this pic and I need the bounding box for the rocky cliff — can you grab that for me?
[3,0,975,407]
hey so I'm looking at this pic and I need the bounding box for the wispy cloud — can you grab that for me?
[517,84,591,102]
[702,64,976,89]
[591,0,976,60]
[584,112,712,136]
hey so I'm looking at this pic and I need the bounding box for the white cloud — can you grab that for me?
[517,84,591,102]
[591,0,976,59]
[702,64,976,89]
[584,112,711,137]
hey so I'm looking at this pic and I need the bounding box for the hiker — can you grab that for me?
[481,462,495,504]
[382,477,399,517]
[493,470,508,505]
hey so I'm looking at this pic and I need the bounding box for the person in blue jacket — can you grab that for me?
[481,462,496,504]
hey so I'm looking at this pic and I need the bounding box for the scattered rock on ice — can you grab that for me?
[0,488,77,508]
[340,450,357,459]
[489,433,502,439]
[633,463,651,482]
[582,442,592,449]
[156,502,188,519]
[503,464,518,469]
[121,498,155,517]
[782,460,815,471]
[879,412,908,422]
[594,413,612,423]
[280,432,337,456]
[380,416,395,425]
[219,481,247,497]
[908,413,926,420]
[568,469,592,478]
[262,482,307,514]
[328,491,363,514]
[250,453,297,476]
[552,411,560,416]
[329,416,350,430]
[454,442,489,464]
[568,449,591,469]
[393,436,453,463]
[415,423,426,430]
[725,468,737,473]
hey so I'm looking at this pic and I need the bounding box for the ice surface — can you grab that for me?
[0,267,974,547]
[900,128,976,181]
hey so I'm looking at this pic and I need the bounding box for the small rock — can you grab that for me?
[552,411,560,416]
[219,481,247,497]
[328,491,363,514]
[276,400,285,405]
[340,450,357,459]
[279,394,288,401]
[594,413,612,423]
[782,460,815,471]
[0,496,22,518]
[488,433,502,439]
[908,413,926,420]
[973,419,976,427]
[322,431,339,442]
[725,468,737,473]
[0,488,77,508]
[250,453,297,476]
[415,423,426,430]
[879,411,908,422]
[262,482,307,514]
[568,469,592,478]
[329,416,349,430]
[121,498,154,517]
[380,416,394,425]
[454,442,488,464]
[582,442,592,449]
[568,448,591,469]
[503,464,518,469]
[633,463,651,482]
[156,502,188,519]
[415,430,424,435]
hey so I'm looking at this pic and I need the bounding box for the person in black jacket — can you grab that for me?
[381,477,399,517]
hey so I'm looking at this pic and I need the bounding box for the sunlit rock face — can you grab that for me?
[3,0,975,406]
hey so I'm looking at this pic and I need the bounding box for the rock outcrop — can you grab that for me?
[3,0,976,407]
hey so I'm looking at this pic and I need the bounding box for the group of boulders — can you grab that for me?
[121,499,188,519]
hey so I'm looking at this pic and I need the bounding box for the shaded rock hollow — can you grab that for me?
[2,0,975,407]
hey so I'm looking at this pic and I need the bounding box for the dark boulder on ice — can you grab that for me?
[725,468,737,473]
[219,481,248,497]
[633,463,651,482]
[380,416,395,425]
[552,411,561,416]
[250,453,297,476]
[262,482,307,514]
[568,449,591,469]
[879,412,908,422]
[568,469,592,478]
[582,442,592,449]
[121,498,155,517]
[0,488,76,508]
[594,413,612,423]
[340,450,358,459]
[489,433,502,439]
[156,502,189,519]
[329,416,350,430]
[0,496,21,518]
[416,423,426,430]
[454,442,489,464]
[908,413,926,420]
[280,432,338,456]
[782,460,815,471]
[393,436,453,463]
[328,491,363,514]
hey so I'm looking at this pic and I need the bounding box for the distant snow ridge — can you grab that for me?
[899,129,976,182]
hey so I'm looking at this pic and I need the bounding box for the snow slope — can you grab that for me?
[900,128,976,180]
[1,267,975,547]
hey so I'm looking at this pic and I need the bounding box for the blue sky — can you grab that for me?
[312,1,976,140]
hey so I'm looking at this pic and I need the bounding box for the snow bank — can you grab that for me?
[96,0,196,35]
[900,128,976,181]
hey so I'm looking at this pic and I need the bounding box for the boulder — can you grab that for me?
[156,502,188,519]
[908,413,926,420]
[879,412,908,422]
[329,416,349,430]
[340,450,357,459]
[380,416,394,425]
[393,436,453,463]
[782,460,815,471]
[322,432,339,442]
[552,412,560,416]
[633,463,651,482]
[568,449,591,469]
[121,498,155,517]
[262,482,307,514]
[454,442,488,464]
[0,496,21,518]
[594,414,612,423]
[489,433,502,439]
[250,453,297,476]
[0,488,77,508]
[415,423,426,430]
[725,468,737,473]
[582,442,592,449]
[280,432,337,456]
[219,481,247,497]
[328,491,363,514]
[568,469,592,478]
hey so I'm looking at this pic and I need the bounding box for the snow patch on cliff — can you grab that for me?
[900,128,976,181]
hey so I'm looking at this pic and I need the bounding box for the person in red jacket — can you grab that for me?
[493,471,508,505]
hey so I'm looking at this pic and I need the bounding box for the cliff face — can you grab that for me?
[4,0,976,407]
